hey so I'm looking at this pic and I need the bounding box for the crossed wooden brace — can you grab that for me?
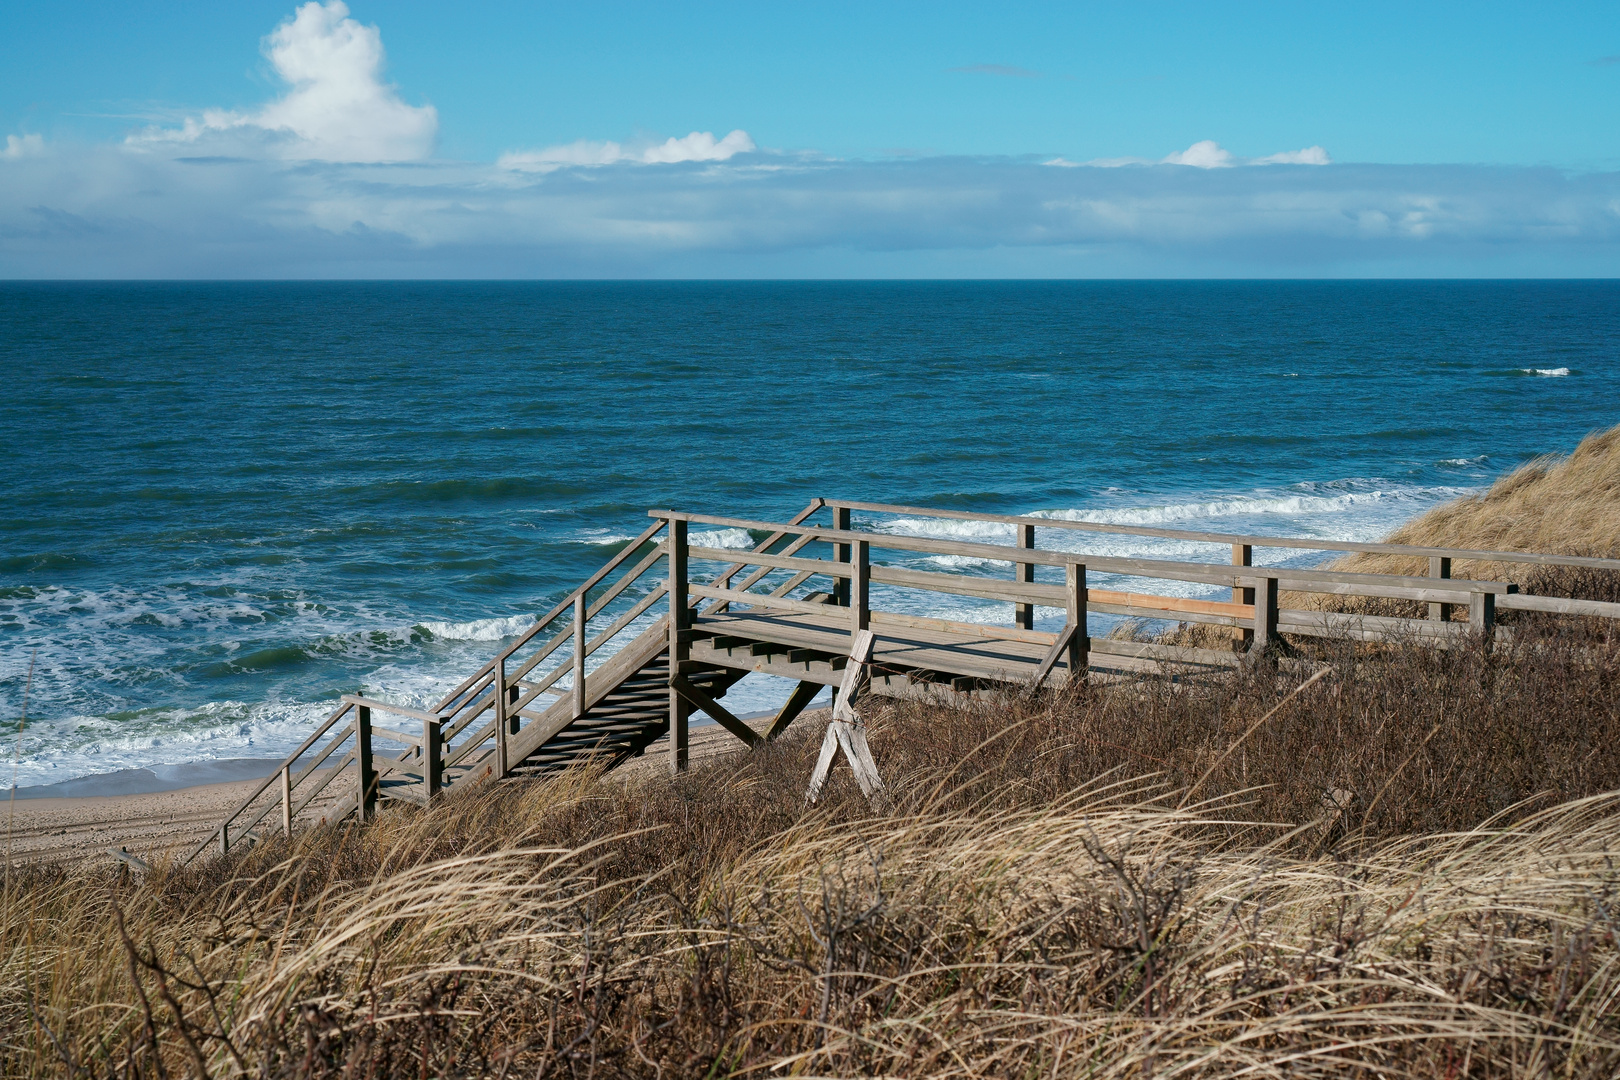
[805,629,887,806]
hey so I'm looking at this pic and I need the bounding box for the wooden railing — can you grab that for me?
[186,495,1620,863]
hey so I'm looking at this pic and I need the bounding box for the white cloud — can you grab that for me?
[1162,140,1236,168]
[1048,142,1332,169]
[499,129,756,172]
[131,1,436,162]
[1253,145,1332,165]
[2,134,45,160]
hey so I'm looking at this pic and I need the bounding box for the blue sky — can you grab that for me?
[3,2,1619,277]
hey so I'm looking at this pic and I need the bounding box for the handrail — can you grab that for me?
[650,509,1518,596]
[824,498,1620,573]
[184,700,357,862]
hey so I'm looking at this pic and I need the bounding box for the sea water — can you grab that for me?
[3,281,1617,790]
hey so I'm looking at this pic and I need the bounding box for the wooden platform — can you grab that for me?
[184,496,1620,865]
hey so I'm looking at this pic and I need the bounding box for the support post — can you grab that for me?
[493,658,508,778]
[423,716,442,799]
[280,765,292,838]
[1065,562,1090,680]
[667,517,690,774]
[356,705,376,822]
[832,505,851,607]
[509,682,520,734]
[573,592,587,719]
[1252,574,1279,654]
[1429,556,1452,622]
[850,538,870,639]
[1233,544,1254,648]
[1015,522,1036,630]
[1470,589,1495,637]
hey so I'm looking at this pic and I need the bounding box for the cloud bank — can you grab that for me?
[5,144,1619,278]
[130,1,436,162]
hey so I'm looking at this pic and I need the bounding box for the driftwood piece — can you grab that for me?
[806,630,887,806]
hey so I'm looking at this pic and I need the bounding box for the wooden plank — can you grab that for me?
[823,498,1620,572]
[1253,574,1280,652]
[654,510,1519,595]
[870,609,1058,646]
[689,545,853,578]
[767,681,823,739]
[688,583,847,618]
[851,539,870,637]
[1278,609,1471,642]
[672,676,761,747]
[1015,522,1036,631]
[1429,555,1452,623]
[668,518,689,774]
[1025,624,1077,692]
[340,695,450,726]
[1233,544,1254,648]
[366,724,423,748]
[279,766,292,838]
[1497,593,1620,618]
[871,563,1065,605]
[356,705,376,822]
[423,718,442,798]
[573,593,587,719]
[1065,562,1089,676]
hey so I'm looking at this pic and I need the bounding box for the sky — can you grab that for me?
[2,1,1619,278]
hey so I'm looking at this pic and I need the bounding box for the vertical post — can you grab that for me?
[280,765,292,838]
[509,683,521,733]
[1233,544,1254,648]
[356,705,376,822]
[493,657,508,778]
[1252,574,1279,654]
[573,592,588,719]
[1429,556,1452,622]
[668,517,690,774]
[1015,522,1036,630]
[422,716,442,799]
[850,539,870,638]
[1065,562,1090,680]
[832,505,852,607]
[1470,589,1495,636]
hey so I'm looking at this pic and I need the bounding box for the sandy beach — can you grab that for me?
[2,714,798,868]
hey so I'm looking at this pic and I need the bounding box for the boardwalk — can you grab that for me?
[185,497,1620,864]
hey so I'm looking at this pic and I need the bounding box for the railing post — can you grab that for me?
[1065,562,1090,679]
[573,592,588,720]
[1015,522,1036,630]
[423,716,442,799]
[1233,544,1254,649]
[668,517,690,774]
[1430,556,1452,622]
[280,765,292,838]
[832,505,852,607]
[356,705,376,822]
[1470,589,1495,637]
[493,657,509,778]
[850,538,870,639]
[1252,574,1279,653]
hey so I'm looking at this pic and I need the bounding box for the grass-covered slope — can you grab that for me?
[1333,424,1620,585]
[6,621,1620,1078]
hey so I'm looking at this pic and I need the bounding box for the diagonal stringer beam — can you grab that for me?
[671,675,762,747]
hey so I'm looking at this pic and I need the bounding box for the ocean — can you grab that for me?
[3,280,1616,791]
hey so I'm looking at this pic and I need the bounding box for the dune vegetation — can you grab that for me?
[5,609,1620,1078]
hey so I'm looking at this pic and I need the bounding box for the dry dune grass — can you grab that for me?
[5,619,1620,1078]
[1330,424,1620,588]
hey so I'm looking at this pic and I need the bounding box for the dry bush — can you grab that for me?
[5,622,1620,1078]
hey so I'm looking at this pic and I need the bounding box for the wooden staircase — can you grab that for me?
[186,495,1620,865]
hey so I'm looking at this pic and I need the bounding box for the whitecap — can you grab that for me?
[417,613,536,641]
[1521,367,1571,377]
